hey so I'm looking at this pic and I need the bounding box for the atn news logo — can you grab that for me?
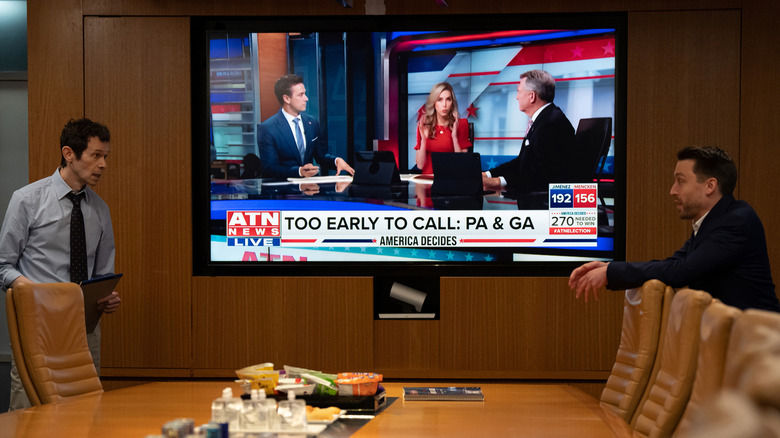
[226,211,281,247]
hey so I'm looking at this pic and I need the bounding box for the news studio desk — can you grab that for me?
[211,175,530,211]
[0,381,627,437]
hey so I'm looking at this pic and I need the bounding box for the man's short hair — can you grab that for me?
[274,74,304,105]
[677,146,738,195]
[60,118,110,168]
[521,69,556,103]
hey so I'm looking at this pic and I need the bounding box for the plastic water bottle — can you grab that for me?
[211,387,242,431]
[261,390,280,431]
[278,391,307,430]
[240,389,274,431]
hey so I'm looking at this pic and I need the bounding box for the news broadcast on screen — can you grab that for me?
[192,14,625,276]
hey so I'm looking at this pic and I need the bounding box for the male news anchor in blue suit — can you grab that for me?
[569,146,780,312]
[258,74,354,180]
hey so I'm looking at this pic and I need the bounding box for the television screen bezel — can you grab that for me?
[191,13,627,277]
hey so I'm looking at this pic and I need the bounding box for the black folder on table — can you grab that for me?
[80,273,122,334]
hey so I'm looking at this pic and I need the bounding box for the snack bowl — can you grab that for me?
[336,372,383,396]
[337,379,379,396]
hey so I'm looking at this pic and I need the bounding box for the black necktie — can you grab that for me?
[67,192,88,284]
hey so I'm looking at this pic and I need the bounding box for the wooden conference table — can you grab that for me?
[0,381,627,437]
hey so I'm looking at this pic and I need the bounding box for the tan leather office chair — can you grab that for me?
[6,288,41,406]
[683,390,780,438]
[600,279,673,422]
[6,282,103,405]
[685,310,780,438]
[631,288,713,438]
[672,299,741,437]
[723,309,780,406]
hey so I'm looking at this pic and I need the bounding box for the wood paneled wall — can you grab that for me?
[191,277,374,377]
[26,0,83,181]
[84,17,193,370]
[740,1,780,285]
[25,0,778,380]
[375,278,623,379]
[626,9,741,260]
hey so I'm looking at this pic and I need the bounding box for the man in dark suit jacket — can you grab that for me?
[258,74,354,179]
[569,146,780,312]
[482,69,576,193]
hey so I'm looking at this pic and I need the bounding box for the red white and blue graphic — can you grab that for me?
[548,183,599,236]
[397,30,616,174]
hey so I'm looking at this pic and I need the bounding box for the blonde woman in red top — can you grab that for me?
[414,82,472,174]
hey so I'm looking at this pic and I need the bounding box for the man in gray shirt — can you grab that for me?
[0,118,122,410]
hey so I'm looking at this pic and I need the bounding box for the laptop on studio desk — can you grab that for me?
[352,150,402,185]
[430,152,483,197]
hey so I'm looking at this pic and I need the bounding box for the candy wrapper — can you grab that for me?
[235,363,279,395]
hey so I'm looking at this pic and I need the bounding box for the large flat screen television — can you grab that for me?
[191,13,626,277]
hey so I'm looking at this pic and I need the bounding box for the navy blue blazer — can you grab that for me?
[488,104,576,192]
[257,110,337,179]
[607,194,780,311]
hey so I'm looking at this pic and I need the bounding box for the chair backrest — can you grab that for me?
[241,153,262,179]
[684,310,780,438]
[600,279,673,421]
[574,117,612,182]
[722,309,780,403]
[631,288,713,438]
[683,390,780,438]
[6,282,103,404]
[672,299,741,437]
[6,289,42,406]
[226,162,241,179]
[463,122,475,153]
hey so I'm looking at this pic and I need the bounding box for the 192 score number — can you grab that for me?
[551,193,572,204]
